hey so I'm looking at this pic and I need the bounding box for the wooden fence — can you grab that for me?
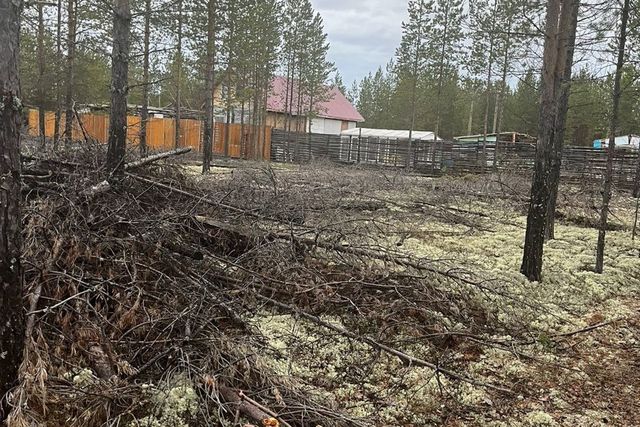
[270,129,640,190]
[26,109,271,160]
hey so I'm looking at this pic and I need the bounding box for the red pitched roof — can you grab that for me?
[267,76,364,123]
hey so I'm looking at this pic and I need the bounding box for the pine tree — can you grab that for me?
[428,0,464,139]
[106,0,132,177]
[595,0,631,273]
[396,0,431,158]
[64,0,76,145]
[331,70,346,94]
[545,0,580,240]
[521,0,580,282]
[0,0,24,416]
[139,0,152,156]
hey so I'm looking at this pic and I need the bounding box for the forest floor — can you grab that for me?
[17,146,640,427]
[189,159,640,426]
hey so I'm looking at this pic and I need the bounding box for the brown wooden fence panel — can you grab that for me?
[213,122,271,160]
[27,109,270,160]
[126,116,141,145]
[146,117,166,150]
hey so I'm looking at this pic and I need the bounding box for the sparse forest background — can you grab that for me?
[19,0,333,140]
[350,0,640,142]
[18,0,640,143]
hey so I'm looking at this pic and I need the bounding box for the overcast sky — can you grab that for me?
[311,0,409,86]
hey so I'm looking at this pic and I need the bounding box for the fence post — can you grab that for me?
[326,134,330,158]
[394,139,398,167]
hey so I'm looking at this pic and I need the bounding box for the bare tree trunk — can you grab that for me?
[262,82,268,161]
[481,0,499,172]
[287,60,296,137]
[520,0,563,282]
[0,0,24,417]
[202,0,215,173]
[174,0,183,148]
[240,84,246,158]
[37,2,46,148]
[595,0,630,273]
[224,69,232,157]
[494,14,513,143]
[53,0,63,148]
[106,0,131,178]
[253,68,260,160]
[467,96,474,135]
[545,0,579,240]
[64,0,76,146]
[407,18,423,168]
[283,54,292,158]
[434,6,450,140]
[139,0,151,156]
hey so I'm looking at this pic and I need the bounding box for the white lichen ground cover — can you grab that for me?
[253,175,640,426]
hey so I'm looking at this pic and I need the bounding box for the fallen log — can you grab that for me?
[124,147,192,170]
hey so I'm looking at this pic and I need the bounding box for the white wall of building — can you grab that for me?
[310,117,350,135]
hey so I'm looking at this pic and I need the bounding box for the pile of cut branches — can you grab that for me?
[11,145,548,426]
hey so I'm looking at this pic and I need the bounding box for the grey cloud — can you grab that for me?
[312,0,409,84]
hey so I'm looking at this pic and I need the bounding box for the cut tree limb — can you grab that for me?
[219,385,289,426]
[255,293,512,393]
[194,214,538,311]
[81,147,192,198]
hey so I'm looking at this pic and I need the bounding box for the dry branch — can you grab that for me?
[81,147,192,198]
[255,294,512,393]
[219,385,288,426]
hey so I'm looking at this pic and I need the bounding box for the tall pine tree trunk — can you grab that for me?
[467,97,474,135]
[174,0,183,148]
[262,80,268,161]
[224,66,232,157]
[106,0,131,178]
[520,0,563,282]
[283,55,292,158]
[37,2,46,147]
[64,0,76,146]
[139,0,151,156]
[595,0,630,273]
[54,0,63,148]
[0,0,24,417]
[481,0,499,171]
[545,0,579,240]
[494,15,513,143]
[202,0,215,173]
[407,18,423,168]
[434,7,449,140]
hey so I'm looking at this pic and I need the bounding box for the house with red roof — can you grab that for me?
[265,76,364,135]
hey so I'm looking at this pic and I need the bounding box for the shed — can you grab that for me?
[454,132,536,143]
[593,135,639,150]
[340,128,439,140]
